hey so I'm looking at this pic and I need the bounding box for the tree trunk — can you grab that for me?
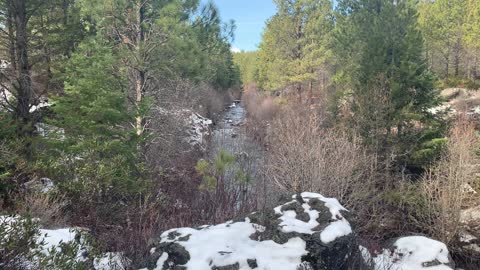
[454,38,460,77]
[445,54,450,78]
[12,0,35,158]
[62,0,72,58]
[41,15,53,90]
[296,83,302,103]
[473,55,478,80]
[294,6,303,103]
[308,80,313,104]
[134,1,146,136]
[6,0,16,71]
[135,72,145,135]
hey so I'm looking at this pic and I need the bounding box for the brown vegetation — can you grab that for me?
[421,118,479,244]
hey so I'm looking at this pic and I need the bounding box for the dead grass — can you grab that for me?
[16,192,67,228]
[421,117,479,244]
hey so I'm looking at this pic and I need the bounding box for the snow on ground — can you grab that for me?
[29,100,52,113]
[0,219,81,255]
[156,221,307,270]
[1,216,89,268]
[274,192,352,244]
[93,252,128,270]
[427,104,455,115]
[39,228,77,253]
[364,236,453,270]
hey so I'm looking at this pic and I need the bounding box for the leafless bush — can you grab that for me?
[242,85,279,144]
[265,105,378,208]
[17,192,67,228]
[243,85,278,123]
[421,117,479,244]
[102,194,165,267]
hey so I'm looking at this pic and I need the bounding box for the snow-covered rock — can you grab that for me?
[186,111,213,148]
[29,99,52,113]
[0,59,9,69]
[146,192,356,270]
[362,236,455,270]
[155,108,213,150]
[23,177,55,193]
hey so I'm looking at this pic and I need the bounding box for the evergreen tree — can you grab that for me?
[233,51,259,86]
[418,0,466,77]
[463,0,480,79]
[334,0,444,169]
[257,0,333,102]
[43,37,142,200]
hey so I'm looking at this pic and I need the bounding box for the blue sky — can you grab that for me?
[200,0,277,52]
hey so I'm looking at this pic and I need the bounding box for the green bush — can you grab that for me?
[0,215,95,270]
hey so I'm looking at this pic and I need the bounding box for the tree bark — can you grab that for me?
[13,0,33,136]
[308,80,313,104]
[445,54,450,78]
[294,6,303,104]
[454,38,460,77]
[473,54,478,80]
[6,0,16,71]
[11,0,35,159]
[134,1,146,136]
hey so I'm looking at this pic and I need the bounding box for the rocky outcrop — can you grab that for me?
[147,192,357,270]
[459,205,480,258]
[145,192,459,270]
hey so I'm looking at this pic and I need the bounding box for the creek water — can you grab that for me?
[207,101,265,207]
[208,102,262,165]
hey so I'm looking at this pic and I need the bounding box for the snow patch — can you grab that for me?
[159,221,307,270]
[427,105,455,115]
[320,220,352,244]
[29,100,52,113]
[371,236,453,270]
[155,108,213,149]
[94,252,128,270]
[273,193,352,243]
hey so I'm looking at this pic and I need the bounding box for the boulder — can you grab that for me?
[146,192,356,270]
[363,236,455,270]
[458,205,480,258]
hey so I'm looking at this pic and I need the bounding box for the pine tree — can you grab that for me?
[334,0,444,169]
[257,0,334,100]
[44,37,142,199]
[418,0,466,77]
[463,0,480,79]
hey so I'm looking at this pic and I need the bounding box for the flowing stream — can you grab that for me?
[207,101,266,209]
[208,101,262,165]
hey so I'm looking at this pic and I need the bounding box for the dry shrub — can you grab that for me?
[265,104,378,208]
[243,84,278,123]
[242,84,279,144]
[421,117,479,244]
[99,194,165,267]
[17,192,67,228]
